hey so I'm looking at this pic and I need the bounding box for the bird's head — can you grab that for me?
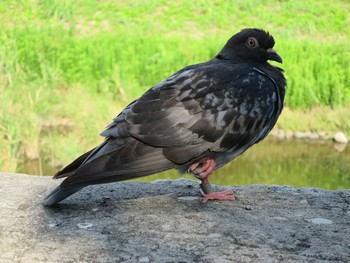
[217,28,282,64]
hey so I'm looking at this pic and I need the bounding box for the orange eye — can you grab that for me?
[246,37,258,48]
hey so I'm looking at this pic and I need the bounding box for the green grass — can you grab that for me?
[0,0,350,172]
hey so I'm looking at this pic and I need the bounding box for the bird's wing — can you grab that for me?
[121,61,282,165]
[57,100,177,187]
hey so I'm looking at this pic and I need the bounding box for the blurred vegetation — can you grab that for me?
[0,0,349,173]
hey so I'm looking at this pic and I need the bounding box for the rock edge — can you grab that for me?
[0,172,349,263]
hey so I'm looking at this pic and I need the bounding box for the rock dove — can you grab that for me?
[43,28,286,206]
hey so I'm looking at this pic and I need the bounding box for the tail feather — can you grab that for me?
[43,139,177,206]
[42,185,83,207]
[54,148,96,179]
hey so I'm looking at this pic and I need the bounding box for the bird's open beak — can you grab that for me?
[267,48,283,63]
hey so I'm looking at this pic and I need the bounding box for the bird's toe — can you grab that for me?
[202,189,236,203]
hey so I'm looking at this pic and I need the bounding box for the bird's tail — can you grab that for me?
[42,185,83,207]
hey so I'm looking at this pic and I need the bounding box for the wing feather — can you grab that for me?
[123,62,282,166]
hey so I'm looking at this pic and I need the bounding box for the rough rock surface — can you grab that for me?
[0,172,349,263]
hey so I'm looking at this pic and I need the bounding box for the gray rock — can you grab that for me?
[334,132,348,144]
[293,131,320,141]
[294,131,308,140]
[318,132,332,140]
[270,128,286,140]
[139,256,150,262]
[77,222,93,229]
[309,218,333,225]
[0,172,350,262]
[307,132,319,140]
[299,199,309,204]
[285,131,294,140]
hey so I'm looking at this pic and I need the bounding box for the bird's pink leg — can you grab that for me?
[188,157,235,203]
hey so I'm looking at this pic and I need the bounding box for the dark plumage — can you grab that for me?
[43,28,286,206]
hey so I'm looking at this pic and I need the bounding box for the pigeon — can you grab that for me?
[43,28,286,206]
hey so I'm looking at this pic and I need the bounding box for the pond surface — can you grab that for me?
[20,138,350,190]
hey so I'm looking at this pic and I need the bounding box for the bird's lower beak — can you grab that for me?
[267,48,283,63]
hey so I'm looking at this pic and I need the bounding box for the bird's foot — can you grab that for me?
[200,189,236,203]
[189,158,235,203]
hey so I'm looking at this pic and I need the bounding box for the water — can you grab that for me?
[20,138,350,190]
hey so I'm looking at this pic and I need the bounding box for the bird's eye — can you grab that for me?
[246,37,258,48]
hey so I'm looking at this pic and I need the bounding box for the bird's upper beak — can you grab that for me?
[267,48,283,63]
